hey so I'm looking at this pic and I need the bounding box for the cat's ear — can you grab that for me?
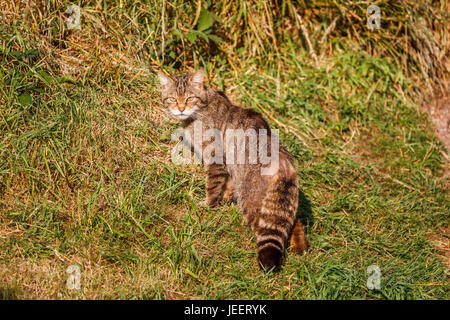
[157,70,174,89]
[190,69,205,88]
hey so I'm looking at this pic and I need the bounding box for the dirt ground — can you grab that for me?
[421,82,450,274]
[422,87,450,153]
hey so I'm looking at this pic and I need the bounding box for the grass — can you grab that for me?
[0,0,449,299]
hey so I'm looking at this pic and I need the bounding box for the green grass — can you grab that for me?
[0,0,449,299]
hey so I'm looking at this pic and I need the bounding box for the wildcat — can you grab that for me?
[157,69,307,270]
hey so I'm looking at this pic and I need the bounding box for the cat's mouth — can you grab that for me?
[177,114,191,120]
[170,107,199,121]
[171,112,192,120]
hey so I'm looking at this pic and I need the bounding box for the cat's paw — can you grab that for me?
[199,199,215,208]
[221,193,231,203]
[221,192,235,204]
[199,198,219,208]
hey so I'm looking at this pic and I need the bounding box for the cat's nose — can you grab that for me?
[178,105,185,112]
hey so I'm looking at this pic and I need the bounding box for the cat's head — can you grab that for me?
[157,69,207,121]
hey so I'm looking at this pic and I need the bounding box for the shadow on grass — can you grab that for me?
[297,189,313,233]
[285,190,313,259]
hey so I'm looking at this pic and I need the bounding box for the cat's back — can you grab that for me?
[207,89,271,133]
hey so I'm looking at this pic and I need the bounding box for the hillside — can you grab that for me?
[0,0,448,299]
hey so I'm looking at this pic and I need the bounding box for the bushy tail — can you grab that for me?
[255,177,302,271]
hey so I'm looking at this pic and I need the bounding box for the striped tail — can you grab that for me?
[255,176,301,271]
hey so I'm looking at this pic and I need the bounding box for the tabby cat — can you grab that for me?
[157,69,307,270]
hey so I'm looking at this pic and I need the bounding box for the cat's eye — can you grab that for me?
[186,97,195,103]
[167,97,176,103]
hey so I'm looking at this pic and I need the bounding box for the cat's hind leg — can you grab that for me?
[221,176,235,203]
[205,164,229,207]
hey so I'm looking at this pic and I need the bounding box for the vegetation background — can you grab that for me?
[0,0,449,299]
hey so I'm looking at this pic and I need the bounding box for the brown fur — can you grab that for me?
[289,220,307,254]
[157,69,307,271]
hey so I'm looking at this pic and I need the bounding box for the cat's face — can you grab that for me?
[157,70,207,121]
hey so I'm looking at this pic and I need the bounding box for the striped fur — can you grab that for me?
[254,175,300,270]
[158,69,307,271]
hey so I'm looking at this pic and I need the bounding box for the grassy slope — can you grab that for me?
[0,1,448,299]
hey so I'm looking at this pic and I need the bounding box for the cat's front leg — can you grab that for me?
[205,164,229,207]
